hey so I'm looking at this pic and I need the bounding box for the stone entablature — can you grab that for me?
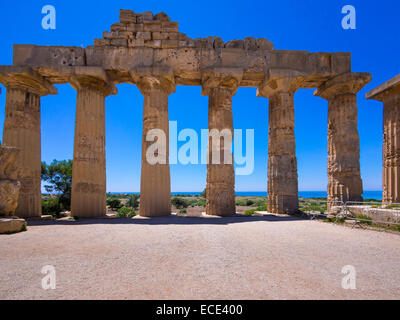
[0,9,371,217]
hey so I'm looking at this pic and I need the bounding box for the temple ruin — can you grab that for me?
[0,10,372,218]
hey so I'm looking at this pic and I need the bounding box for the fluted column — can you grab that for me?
[0,66,57,218]
[257,69,304,214]
[202,69,242,216]
[70,72,116,218]
[136,71,175,217]
[315,72,371,206]
[366,74,400,203]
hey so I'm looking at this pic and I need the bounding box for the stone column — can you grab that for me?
[257,69,304,214]
[315,72,371,206]
[69,71,116,218]
[135,70,175,217]
[0,66,57,218]
[366,74,400,203]
[202,69,242,216]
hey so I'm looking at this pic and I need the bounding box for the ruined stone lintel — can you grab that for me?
[70,75,112,218]
[366,74,400,203]
[136,69,173,217]
[315,72,371,207]
[205,83,236,216]
[0,65,57,96]
[256,69,303,214]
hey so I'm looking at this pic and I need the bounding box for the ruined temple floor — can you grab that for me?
[0,215,399,300]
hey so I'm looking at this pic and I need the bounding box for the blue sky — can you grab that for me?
[0,0,398,192]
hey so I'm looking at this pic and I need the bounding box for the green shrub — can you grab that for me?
[42,198,62,217]
[235,200,247,206]
[252,200,267,207]
[126,194,139,209]
[245,209,257,216]
[171,197,188,209]
[107,199,123,211]
[179,209,187,214]
[255,205,267,211]
[117,207,135,218]
[246,199,254,206]
[357,214,372,225]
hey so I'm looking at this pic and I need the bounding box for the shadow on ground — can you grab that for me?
[26,214,306,227]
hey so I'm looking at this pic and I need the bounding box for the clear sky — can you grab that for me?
[0,0,399,192]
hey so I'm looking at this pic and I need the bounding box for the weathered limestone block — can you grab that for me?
[0,146,21,217]
[315,72,371,206]
[133,67,175,217]
[202,68,243,216]
[257,69,304,214]
[0,66,56,218]
[68,68,117,218]
[366,74,400,203]
[0,218,26,234]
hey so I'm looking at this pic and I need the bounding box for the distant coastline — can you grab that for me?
[106,191,383,200]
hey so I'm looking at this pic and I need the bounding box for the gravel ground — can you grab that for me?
[0,215,399,300]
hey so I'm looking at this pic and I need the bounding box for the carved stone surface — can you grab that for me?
[366,74,400,203]
[315,72,371,206]
[203,71,239,216]
[2,88,42,217]
[70,75,114,217]
[257,70,303,214]
[138,73,174,217]
[0,146,21,217]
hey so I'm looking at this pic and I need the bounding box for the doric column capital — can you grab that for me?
[256,69,305,98]
[131,66,176,95]
[0,66,57,96]
[366,74,400,102]
[201,68,243,96]
[314,72,371,100]
[64,66,117,96]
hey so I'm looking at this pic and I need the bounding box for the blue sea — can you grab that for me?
[108,191,383,200]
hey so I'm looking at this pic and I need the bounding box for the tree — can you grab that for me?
[126,194,140,209]
[200,188,206,198]
[41,160,73,210]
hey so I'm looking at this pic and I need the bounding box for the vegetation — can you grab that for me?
[179,209,187,214]
[126,194,140,210]
[41,159,72,212]
[171,197,189,209]
[107,198,123,211]
[299,198,327,213]
[117,206,136,218]
[42,198,62,217]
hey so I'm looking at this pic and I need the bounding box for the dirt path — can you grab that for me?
[0,215,399,299]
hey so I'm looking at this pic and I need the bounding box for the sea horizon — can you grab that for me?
[106,191,383,200]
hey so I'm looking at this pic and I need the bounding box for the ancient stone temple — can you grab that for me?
[0,9,371,217]
[366,74,400,203]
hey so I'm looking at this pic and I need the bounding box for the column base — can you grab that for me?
[268,194,298,214]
